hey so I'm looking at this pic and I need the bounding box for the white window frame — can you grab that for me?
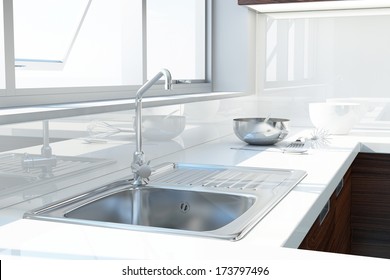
[0,0,212,108]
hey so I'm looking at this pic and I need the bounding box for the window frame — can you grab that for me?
[0,0,212,108]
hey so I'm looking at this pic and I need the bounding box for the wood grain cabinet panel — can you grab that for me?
[300,153,390,259]
[299,199,335,251]
[299,167,351,254]
[330,167,351,254]
[351,153,390,259]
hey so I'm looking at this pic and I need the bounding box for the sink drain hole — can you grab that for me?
[179,202,190,213]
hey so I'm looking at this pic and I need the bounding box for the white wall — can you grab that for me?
[332,15,390,98]
[255,11,390,128]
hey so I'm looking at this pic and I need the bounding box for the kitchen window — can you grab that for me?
[1,0,210,108]
[147,0,206,81]
[14,0,93,71]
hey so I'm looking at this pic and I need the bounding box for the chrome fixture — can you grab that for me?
[22,120,57,178]
[132,69,172,186]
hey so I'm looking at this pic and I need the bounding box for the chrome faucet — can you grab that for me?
[132,69,172,186]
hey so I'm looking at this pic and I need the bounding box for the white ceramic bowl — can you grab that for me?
[309,102,361,134]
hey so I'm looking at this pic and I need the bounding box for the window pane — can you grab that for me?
[0,1,5,89]
[14,0,90,64]
[147,0,206,80]
[14,0,143,88]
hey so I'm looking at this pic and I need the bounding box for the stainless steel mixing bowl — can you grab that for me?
[233,118,289,145]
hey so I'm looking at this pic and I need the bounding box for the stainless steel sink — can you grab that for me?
[68,185,254,232]
[24,163,306,240]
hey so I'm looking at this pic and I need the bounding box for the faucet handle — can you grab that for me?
[131,162,152,183]
[137,163,152,178]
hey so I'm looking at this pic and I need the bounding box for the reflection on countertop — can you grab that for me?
[0,117,236,214]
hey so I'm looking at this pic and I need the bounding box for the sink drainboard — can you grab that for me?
[151,162,300,192]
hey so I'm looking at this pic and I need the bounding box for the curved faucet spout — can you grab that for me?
[136,69,172,102]
[133,69,172,186]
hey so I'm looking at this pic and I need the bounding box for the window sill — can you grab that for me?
[0,91,247,125]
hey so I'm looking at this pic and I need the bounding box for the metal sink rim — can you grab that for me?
[24,162,307,241]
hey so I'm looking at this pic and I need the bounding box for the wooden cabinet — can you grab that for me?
[330,167,352,254]
[299,167,351,253]
[300,153,390,259]
[298,199,335,251]
[238,0,341,5]
[351,153,390,259]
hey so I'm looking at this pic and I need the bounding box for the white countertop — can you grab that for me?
[0,127,390,265]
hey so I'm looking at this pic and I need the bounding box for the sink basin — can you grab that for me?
[25,163,306,240]
[67,186,254,232]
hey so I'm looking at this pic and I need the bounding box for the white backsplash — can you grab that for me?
[256,12,390,129]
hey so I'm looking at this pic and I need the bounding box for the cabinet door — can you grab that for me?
[330,168,351,254]
[351,153,390,259]
[299,199,335,252]
[299,168,351,253]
